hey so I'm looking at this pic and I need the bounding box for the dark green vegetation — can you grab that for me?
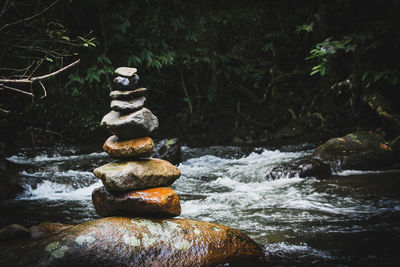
[1,0,400,147]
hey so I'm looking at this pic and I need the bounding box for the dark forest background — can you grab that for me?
[1,0,400,147]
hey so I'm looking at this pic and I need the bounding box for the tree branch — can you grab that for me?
[0,0,61,32]
[0,83,34,96]
[0,58,80,84]
[0,107,10,114]
[38,81,47,99]
[0,0,10,19]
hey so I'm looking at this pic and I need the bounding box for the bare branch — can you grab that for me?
[0,83,35,96]
[31,58,80,81]
[0,0,10,19]
[0,107,10,114]
[0,0,61,32]
[38,81,47,99]
[0,58,80,84]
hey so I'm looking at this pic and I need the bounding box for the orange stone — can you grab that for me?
[103,135,154,159]
[92,186,181,217]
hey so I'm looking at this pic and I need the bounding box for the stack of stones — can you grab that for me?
[91,67,182,218]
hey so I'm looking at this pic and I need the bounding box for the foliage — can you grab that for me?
[1,0,400,146]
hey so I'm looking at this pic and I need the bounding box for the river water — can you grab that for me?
[2,144,400,266]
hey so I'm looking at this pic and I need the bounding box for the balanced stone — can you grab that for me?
[113,75,139,90]
[93,158,180,191]
[115,67,137,77]
[101,108,159,139]
[0,217,266,266]
[110,96,146,113]
[92,186,181,217]
[103,135,154,159]
[110,88,148,100]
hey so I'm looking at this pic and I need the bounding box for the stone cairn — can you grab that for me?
[91,67,182,218]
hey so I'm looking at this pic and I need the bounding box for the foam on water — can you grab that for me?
[7,151,107,165]
[334,169,400,176]
[18,180,103,200]
[175,148,400,239]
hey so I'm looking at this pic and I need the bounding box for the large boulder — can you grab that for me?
[93,158,181,191]
[103,135,154,159]
[110,96,146,113]
[101,108,159,139]
[29,222,73,239]
[313,131,396,170]
[0,217,266,266]
[110,88,148,100]
[92,186,181,217]
[267,158,331,179]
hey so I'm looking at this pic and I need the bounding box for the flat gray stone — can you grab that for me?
[110,88,148,100]
[93,158,181,191]
[101,108,159,139]
[115,67,137,77]
[113,75,139,90]
[110,96,146,112]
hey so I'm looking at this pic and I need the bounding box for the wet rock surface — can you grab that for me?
[29,222,73,239]
[100,108,159,139]
[0,224,31,241]
[155,138,182,165]
[313,131,396,170]
[267,158,331,179]
[110,88,148,100]
[0,217,265,266]
[113,75,139,90]
[93,158,181,191]
[110,96,146,112]
[92,186,181,217]
[103,135,154,159]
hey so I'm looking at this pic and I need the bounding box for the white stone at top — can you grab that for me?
[115,67,137,77]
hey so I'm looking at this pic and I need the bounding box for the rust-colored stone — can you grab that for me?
[92,186,181,217]
[103,135,154,159]
[0,217,266,266]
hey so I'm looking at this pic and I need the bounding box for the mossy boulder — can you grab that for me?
[0,217,266,266]
[29,222,73,239]
[313,131,396,170]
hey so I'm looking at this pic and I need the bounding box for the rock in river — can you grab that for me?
[110,88,148,100]
[103,135,154,159]
[267,158,331,179]
[92,186,181,217]
[93,158,180,191]
[0,217,265,266]
[0,224,31,241]
[110,96,146,113]
[313,131,396,170]
[101,108,159,139]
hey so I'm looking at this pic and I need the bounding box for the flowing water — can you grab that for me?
[2,144,400,266]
